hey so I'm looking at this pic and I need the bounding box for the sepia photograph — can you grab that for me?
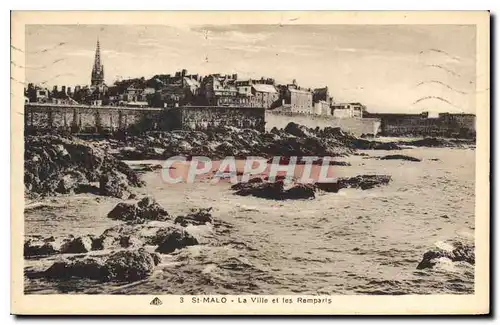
[10,11,490,315]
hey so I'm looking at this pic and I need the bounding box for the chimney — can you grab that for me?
[232,73,238,80]
[61,86,66,95]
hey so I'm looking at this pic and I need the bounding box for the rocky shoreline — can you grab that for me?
[25,196,224,284]
[24,122,476,291]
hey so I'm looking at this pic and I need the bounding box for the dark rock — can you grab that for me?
[107,196,169,223]
[24,135,144,199]
[97,222,179,247]
[137,196,169,221]
[316,175,391,192]
[401,137,448,147]
[417,242,475,269]
[99,171,130,199]
[118,235,143,249]
[380,154,421,162]
[284,184,316,200]
[43,249,160,282]
[371,142,402,150]
[104,249,158,282]
[233,181,285,200]
[327,160,351,166]
[24,240,59,257]
[107,202,139,222]
[45,258,108,280]
[315,182,342,193]
[91,235,116,251]
[339,175,392,190]
[284,122,315,138]
[155,228,199,254]
[174,207,213,227]
[232,181,317,200]
[60,236,94,254]
[55,172,84,194]
[350,138,402,150]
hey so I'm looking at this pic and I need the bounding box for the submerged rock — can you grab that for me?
[96,221,180,249]
[417,242,475,270]
[380,154,421,162]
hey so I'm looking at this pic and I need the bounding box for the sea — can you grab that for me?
[24,146,475,295]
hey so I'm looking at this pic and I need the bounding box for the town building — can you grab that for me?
[313,87,332,115]
[201,74,239,106]
[25,83,50,103]
[331,102,365,118]
[234,78,279,108]
[251,83,279,109]
[278,80,313,114]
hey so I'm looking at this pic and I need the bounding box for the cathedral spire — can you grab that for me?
[91,38,104,86]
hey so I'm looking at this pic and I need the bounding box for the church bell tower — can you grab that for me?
[91,39,104,86]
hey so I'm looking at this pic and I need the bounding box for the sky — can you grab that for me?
[23,24,476,113]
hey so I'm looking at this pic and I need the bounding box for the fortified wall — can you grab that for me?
[24,103,165,134]
[265,111,381,136]
[169,106,265,132]
[24,104,266,134]
[364,112,477,138]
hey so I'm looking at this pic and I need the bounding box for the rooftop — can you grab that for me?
[252,84,277,93]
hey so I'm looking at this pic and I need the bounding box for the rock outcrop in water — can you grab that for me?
[60,236,94,254]
[174,208,214,227]
[107,196,170,224]
[231,180,316,200]
[316,175,392,192]
[106,122,406,161]
[24,239,62,258]
[400,137,475,148]
[231,175,391,199]
[43,248,161,282]
[379,154,422,162]
[28,197,219,285]
[24,135,144,199]
[155,228,199,254]
[417,241,475,269]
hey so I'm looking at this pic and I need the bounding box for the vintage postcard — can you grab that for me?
[11,11,490,315]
